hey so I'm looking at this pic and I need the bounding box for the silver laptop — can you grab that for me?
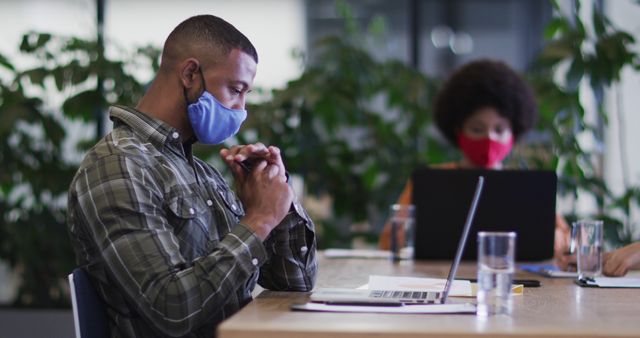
[311,176,484,305]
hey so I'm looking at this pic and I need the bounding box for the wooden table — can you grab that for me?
[218,253,640,338]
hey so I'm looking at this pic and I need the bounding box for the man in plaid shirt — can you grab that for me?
[67,14,317,337]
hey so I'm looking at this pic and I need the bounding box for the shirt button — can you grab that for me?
[188,208,195,215]
[300,246,308,254]
[231,204,237,211]
[206,199,213,206]
[251,258,259,266]
[171,132,179,139]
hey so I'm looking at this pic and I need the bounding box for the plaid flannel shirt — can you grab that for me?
[67,106,317,338]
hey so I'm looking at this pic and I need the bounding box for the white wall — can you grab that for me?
[106,0,306,90]
[0,0,306,92]
[0,0,96,70]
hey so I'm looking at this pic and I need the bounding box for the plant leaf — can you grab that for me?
[62,90,104,121]
[0,53,15,71]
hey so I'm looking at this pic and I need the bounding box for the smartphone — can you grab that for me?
[237,158,290,183]
[237,159,253,172]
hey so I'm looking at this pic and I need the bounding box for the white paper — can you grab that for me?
[324,249,392,259]
[589,277,640,288]
[368,275,472,296]
[544,269,579,278]
[292,302,476,314]
[625,271,640,278]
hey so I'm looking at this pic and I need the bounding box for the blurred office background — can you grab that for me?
[1,0,639,336]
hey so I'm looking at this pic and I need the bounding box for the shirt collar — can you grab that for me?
[109,105,186,154]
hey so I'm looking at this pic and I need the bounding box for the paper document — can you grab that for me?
[469,283,523,296]
[580,276,640,288]
[368,275,472,297]
[291,302,476,314]
[324,249,393,259]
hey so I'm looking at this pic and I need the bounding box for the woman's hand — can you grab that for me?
[553,215,576,271]
[603,242,640,277]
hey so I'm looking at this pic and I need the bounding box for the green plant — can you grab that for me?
[0,51,76,307]
[245,0,640,249]
[242,6,443,247]
[531,0,640,247]
[0,32,159,307]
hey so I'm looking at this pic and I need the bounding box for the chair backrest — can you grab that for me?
[68,268,109,338]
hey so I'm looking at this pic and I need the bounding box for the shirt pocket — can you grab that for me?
[166,193,212,258]
[213,184,244,218]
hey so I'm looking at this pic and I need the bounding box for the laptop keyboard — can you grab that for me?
[369,290,440,302]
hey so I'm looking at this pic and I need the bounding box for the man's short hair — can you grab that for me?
[161,14,258,69]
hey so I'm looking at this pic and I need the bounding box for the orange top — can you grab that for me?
[396,162,459,206]
[380,163,458,250]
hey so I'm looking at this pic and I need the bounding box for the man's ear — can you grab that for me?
[179,58,201,89]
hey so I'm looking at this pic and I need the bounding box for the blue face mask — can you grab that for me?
[187,90,247,145]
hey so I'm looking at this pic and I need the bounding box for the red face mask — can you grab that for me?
[457,133,513,168]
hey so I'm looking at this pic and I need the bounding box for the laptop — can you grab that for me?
[310,176,484,305]
[412,168,557,261]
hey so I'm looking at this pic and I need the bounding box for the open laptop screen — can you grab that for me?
[412,168,556,261]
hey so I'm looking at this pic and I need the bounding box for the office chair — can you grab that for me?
[68,268,109,338]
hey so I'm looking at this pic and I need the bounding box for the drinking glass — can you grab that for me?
[389,204,415,261]
[477,231,516,316]
[573,220,603,280]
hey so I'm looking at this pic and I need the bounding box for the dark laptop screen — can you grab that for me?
[411,168,557,261]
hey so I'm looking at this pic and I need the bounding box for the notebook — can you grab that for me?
[412,168,556,261]
[575,273,640,288]
[310,176,484,305]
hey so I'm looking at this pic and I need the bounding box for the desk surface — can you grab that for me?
[218,253,640,338]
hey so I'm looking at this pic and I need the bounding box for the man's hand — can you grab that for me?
[603,242,640,277]
[221,143,286,180]
[221,143,269,181]
[220,143,291,240]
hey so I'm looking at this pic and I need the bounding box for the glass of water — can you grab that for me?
[389,204,415,262]
[477,231,516,316]
[574,220,603,280]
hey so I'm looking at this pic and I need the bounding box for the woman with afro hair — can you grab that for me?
[379,59,572,266]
